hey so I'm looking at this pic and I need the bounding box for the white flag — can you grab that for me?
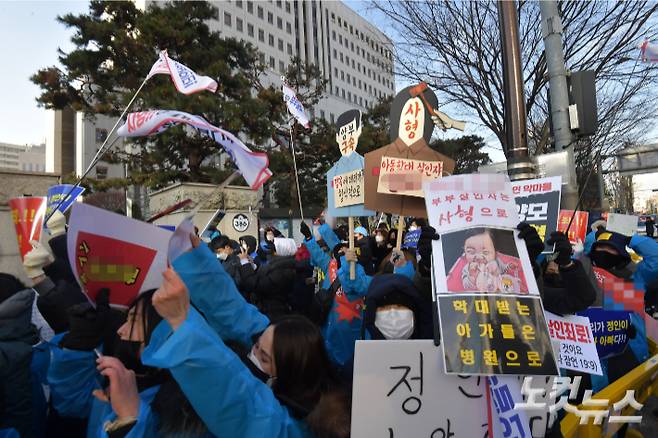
[147,50,218,95]
[640,40,658,63]
[282,84,311,128]
[117,110,272,190]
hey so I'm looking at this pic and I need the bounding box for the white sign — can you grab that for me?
[378,156,443,198]
[333,168,364,207]
[351,340,491,438]
[67,203,172,307]
[606,213,638,237]
[545,312,603,375]
[232,213,250,232]
[168,217,195,263]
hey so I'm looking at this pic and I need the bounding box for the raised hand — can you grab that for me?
[152,267,190,331]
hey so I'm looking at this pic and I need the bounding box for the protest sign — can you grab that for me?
[377,156,444,198]
[545,312,603,375]
[351,340,491,438]
[577,308,632,359]
[438,294,557,375]
[332,168,365,208]
[167,217,195,263]
[67,203,172,307]
[425,174,557,376]
[402,229,421,250]
[606,212,638,237]
[45,184,85,217]
[9,197,47,259]
[363,84,455,217]
[557,210,589,246]
[511,176,561,253]
[488,376,533,438]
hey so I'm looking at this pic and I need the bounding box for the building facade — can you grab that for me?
[0,142,46,172]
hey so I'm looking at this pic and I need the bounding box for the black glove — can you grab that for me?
[300,221,312,241]
[645,279,658,319]
[417,226,440,274]
[546,231,573,267]
[517,222,544,262]
[60,288,111,351]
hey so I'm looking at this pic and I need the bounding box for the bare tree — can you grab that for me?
[372,0,658,161]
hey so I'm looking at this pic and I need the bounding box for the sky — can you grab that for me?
[0,1,89,146]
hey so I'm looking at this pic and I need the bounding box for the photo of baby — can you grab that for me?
[442,227,529,294]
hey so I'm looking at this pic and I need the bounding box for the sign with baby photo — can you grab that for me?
[424,174,557,376]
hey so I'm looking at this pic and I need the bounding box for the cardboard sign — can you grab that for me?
[9,197,47,259]
[545,312,602,375]
[377,156,443,198]
[577,308,632,359]
[363,84,455,218]
[332,168,365,208]
[511,176,561,253]
[167,217,195,263]
[402,229,421,249]
[326,152,374,218]
[45,184,85,217]
[351,340,491,438]
[557,210,589,245]
[438,294,557,376]
[488,376,533,438]
[67,203,172,307]
[606,213,638,237]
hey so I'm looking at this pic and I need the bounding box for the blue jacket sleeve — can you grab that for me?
[318,223,340,252]
[47,334,100,418]
[394,261,416,281]
[337,257,372,298]
[305,237,331,275]
[629,235,658,289]
[172,244,269,347]
[141,310,310,438]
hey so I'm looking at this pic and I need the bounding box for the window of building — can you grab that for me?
[258,29,264,42]
[338,17,342,26]
[340,53,343,62]
[346,55,349,65]
[339,35,342,44]
[341,89,345,98]
[286,22,291,34]
[96,166,108,180]
[349,25,353,34]
[332,31,336,41]
[346,73,350,83]
[351,59,355,68]
[276,0,282,7]
[333,49,337,59]
[335,86,339,95]
[95,128,108,143]
[248,23,254,37]
[348,91,352,101]
[350,42,354,51]
[341,71,344,80]
[287,43,293,55]
[224,12,232,26]
[279,60,285,73]
[236,0,243,7]
[257,6,263,19]
[269,34,274,46]
[353,77,356,86]
[236,18,243,31]
[320,110,325,119]
[358,79,362,89]
[277,17,283,29]
[269,56,275,68]
[285,1,291,13]
[247,1,253,13]
[268,12,273,24]
[278,38,284,51]
[259,53,265,63]
[330,113,335,123]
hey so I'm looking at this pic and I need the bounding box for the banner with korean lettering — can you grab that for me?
[424,174,557,376]
[377,156,443,198]
[577,308,632,359]
[46,184,85,217]
[332,168,364,208]
[557,210,589,246]
[545,312,602,375]
[511,176,561,253]
[67,203,172,307]
[9,197,47,260]
[326,152,375,218]
[351,340,493,438]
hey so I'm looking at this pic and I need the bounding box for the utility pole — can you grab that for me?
[497,1,535,181]
[540,0,578,209]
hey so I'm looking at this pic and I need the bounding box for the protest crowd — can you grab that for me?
[3,57,658,438]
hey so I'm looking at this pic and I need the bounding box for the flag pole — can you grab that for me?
[289,120,305,222]
[45,77,150,224]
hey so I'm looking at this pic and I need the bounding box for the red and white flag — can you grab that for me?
[640,40,658,63]
[117,110,272,190]
[147,50,218,94]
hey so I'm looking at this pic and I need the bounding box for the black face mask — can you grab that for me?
[114,339,147,375]
[591,251,624,270]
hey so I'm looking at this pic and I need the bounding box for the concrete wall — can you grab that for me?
[0,170,60,284]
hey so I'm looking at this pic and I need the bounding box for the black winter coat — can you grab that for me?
[540,260,597,315]
[240,256,297,320]
[33,277,87,334]
[0,289,38,437]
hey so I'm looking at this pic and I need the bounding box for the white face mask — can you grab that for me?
[217,252,228,261]
[375,235,385,243]
[408,225,418,232]
[266,233,274,242]
[375,308,415,340]
[248,349,276,386]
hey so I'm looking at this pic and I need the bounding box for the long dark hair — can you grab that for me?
[270,315,335,418]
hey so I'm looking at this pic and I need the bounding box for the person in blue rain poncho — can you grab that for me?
[141,235,349,438]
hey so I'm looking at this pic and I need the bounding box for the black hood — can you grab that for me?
[362,274,433,340]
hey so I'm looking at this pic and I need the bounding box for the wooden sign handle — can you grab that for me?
[349,217,356,280]
[396,215,404,250]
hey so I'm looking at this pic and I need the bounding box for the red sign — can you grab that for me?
[9,197,47,259]
[74,231,157,306]
[557,210,589,245]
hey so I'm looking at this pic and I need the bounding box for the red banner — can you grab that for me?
[557,210,589,245]
[9,197,47,259]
